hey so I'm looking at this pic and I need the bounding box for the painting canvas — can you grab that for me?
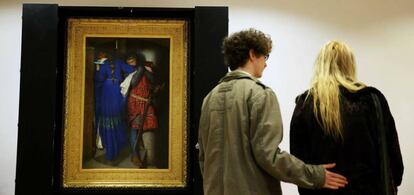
[63,18,188,188]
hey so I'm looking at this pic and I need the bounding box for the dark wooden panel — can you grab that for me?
[16,4,58,195]
[193,6,229,195]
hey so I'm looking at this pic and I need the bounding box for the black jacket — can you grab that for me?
[290,86,404,195]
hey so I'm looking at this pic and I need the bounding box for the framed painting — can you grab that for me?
[16,5,227,195]
[63,18,188,188]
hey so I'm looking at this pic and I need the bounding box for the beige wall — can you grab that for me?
[1,0,413,194]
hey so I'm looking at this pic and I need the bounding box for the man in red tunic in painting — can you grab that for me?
[127,63,158,132]
[124,53,161,168]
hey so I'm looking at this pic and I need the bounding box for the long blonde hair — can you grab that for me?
[309,41,365,140]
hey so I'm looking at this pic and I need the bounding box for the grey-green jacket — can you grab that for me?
[198,70,325,195]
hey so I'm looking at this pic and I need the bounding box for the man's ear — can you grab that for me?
[248,49,256,61]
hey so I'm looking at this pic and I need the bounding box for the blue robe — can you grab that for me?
[94,59,134,160]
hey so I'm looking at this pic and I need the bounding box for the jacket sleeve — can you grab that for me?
[198,98,209,178]
[377,91,404,186]
[249,89,325,189]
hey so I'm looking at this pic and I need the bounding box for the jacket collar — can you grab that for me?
[219,70,261,83]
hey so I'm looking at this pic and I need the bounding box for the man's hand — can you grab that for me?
[321,163,348,189]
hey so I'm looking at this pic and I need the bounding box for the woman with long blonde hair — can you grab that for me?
[290,41,403,194]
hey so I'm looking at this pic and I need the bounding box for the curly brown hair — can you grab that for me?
[222,28,272,70]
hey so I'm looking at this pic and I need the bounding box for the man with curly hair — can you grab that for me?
[198,28,348,195]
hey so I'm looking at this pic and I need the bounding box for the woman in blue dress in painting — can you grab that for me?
[94,51,135,161]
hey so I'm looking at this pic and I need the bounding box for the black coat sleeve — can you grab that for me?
[376,90,404,187]
[290,95,310,162]
[290,94,316,194]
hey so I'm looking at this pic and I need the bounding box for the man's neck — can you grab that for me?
[236,65,255,77]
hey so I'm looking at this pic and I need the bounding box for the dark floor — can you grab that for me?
[83,147,139,169]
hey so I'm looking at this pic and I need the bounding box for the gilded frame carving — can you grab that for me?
[63,18,187,188]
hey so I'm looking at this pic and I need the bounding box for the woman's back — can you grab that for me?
[290,86,403,195]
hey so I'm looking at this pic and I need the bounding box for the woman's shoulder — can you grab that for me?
[362,86,384,95]
[340,86,389,107]
[295,86,387,100]
[361,86,390,103]
[351,86,386,98]
[295,90,311,104]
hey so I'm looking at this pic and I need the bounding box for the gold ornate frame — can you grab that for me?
[63,19,187,188]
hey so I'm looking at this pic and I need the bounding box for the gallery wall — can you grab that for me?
[1,0,413,194]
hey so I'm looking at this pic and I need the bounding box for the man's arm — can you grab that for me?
[249,89,347,189]
[197,98,210,178]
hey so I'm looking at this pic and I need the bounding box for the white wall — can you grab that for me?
[1,0,413,194]
[0,1,22,195]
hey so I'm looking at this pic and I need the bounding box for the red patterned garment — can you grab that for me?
[127,75,158,131]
